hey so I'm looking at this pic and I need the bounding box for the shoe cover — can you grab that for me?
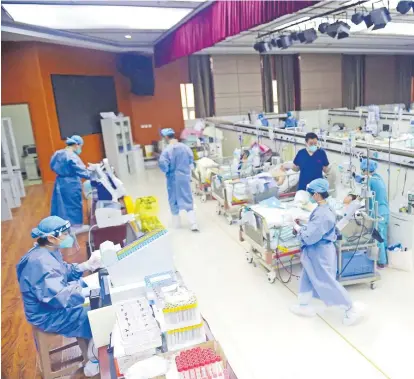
[187,210,199,232]
[84,360,100,377]
[290,304,316,317]
[172,215,181,228]
[343,302,365,326]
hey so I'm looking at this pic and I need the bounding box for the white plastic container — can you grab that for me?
[388,248,413,272]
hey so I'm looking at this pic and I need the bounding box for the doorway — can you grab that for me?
[1,104,42,186]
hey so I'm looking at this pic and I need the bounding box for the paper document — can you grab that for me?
[82,272,100,290]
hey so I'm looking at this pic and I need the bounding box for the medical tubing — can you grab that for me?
[339,216,366,276]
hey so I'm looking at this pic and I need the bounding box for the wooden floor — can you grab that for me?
[1,183,92,379]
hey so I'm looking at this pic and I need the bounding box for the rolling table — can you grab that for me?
[94,273,238,379]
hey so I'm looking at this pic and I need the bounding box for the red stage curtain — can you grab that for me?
[155,0,317,67]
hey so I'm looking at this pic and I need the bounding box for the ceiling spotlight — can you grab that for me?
[279,35,293,49]
[363,14,374,28]
[124,34,132,39]
[298,28,318,44]
[396,1,413,14]
[318,22,330,33]
[370,7,391,30]
[253,41,272,53]
[290,32,299,42]
[326,21,351,39]
[351,12,365,25]
[270,37,280,48]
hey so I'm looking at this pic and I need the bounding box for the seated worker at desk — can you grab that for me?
[16,216,103,377]
[283,132,329,191]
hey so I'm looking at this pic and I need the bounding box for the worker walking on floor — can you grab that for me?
[355,158,389,269]
[16,216,103,376]
[159,128,199,231]
[291,179,364,326]
[50,135,90,234]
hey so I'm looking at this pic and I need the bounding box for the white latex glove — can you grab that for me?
[79,250,103,272]
[293,221,302,233]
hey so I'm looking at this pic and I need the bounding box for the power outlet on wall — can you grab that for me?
[140,124,153,129]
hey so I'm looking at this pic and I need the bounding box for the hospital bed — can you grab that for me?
[240,203,305,284]
[192,156,232,202]
[212,171,279,224]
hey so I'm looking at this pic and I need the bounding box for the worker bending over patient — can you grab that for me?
[50,135,90,234]
[291,179,363,326]
[355,159,389,269]
[16,216,102,376]
[159,128,199,231]
[283,132,329,191]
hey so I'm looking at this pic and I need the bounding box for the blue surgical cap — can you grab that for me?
[66,135,84,146]
[307,178,329,194]
[360,158,377,173]
[161,128,175,138]
[287,111,292,117]
[31,216,71,238]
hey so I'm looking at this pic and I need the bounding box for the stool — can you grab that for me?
[32,326,89,379]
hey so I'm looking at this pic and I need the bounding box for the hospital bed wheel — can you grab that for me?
[201,194,207,202]
[370,282,377,290]
[227,216,233,225]
[246,252,253,264]
[267,271,277,284]
[216,206,222,215]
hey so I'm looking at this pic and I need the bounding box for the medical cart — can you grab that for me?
[336,211,381,289]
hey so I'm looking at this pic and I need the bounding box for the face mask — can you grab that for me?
[307,145,317,153]
[75,147,82,155]
[57,235,75,249]
[309,195,317,204]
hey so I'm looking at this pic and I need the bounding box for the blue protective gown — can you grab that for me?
[284,117,298,128]
[50,149,90,225]
[298,204,352,308]
[368,173,389,265]
[159,141,194,215]
[16,245,92,339]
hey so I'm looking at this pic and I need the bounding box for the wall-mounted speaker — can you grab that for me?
[117,53,155,96]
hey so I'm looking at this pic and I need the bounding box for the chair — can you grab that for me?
[32,326,89,379]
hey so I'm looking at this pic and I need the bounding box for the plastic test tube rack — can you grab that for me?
[163,294,198,324]
[166,323,204,348]
[175,347,228,379]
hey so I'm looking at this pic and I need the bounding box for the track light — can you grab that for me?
[326,21,351,39]
[318,22,330,33]
[370,7,391,30]
[351,12,365,25]
[396,1,413,14]
[253,41,272,53]
[298,28,317,44]
[364,14,374,28]
[290,32,299,42]
[270,38,279,48]
[279,35,292,49]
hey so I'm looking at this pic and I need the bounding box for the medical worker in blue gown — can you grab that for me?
[291,179,364,326]
[159,128,199,231]
[50,135,90,232]
[16,216,102,376]
[356,159,389,269]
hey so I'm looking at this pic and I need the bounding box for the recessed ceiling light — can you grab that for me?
[125,35,132,39]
